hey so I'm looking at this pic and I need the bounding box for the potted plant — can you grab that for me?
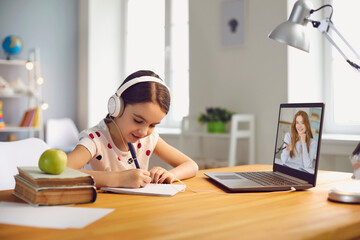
[198,107,235,133]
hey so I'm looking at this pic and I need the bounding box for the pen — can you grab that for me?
[128,142,140,169]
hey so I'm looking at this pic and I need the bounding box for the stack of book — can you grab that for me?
[19,107,40,127]
[13,166,97,206]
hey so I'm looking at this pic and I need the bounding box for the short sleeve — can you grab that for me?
[77,130,97,158]
[151,131,159,144]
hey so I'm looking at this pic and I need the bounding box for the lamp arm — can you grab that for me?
[323,23,349,60]
[311,18,360,70]
[329,22,360,60]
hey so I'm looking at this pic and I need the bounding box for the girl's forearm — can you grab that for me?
[169,161,199,180]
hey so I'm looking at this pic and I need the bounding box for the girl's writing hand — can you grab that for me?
[149,167,175,184]
[117,169,151,188]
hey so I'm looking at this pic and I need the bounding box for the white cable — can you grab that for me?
[110,117,129,152]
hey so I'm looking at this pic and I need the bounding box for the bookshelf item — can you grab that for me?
[0,48,44,139]
[19,108,40,127]
[7,133,16,141]
[13,167,97,206]
[31,107,40,127]
[19,108,34,127]
[0,100,4,129]
[17,166,95,187]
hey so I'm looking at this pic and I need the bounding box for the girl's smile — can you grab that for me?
[117,102,166,145]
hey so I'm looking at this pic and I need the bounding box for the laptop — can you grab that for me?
[205,102,325,192]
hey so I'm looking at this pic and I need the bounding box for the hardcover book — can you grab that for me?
[13,167,97,206]
[17,166,95,187]
[13,175,97,206]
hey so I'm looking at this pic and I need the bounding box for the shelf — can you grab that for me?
[181,132,230,138]
[180,114,255,166]
[0,59,28,66]
[181,130,251,139]
[0,48,43,140]
[0,125,40,133]
[0,93,30,98]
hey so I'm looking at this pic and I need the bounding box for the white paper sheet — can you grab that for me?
[0,201,114,229]
[101,183,186,196]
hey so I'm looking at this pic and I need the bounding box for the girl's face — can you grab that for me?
[116,102,166,143]
[295,115,306,135]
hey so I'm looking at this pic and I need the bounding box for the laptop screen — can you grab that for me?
[273,103,324,181]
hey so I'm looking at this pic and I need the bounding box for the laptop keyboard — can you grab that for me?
[237,172,301,186]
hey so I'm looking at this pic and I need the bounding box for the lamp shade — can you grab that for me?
[268,0,313,52]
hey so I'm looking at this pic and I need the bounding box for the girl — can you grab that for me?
[67,70,198,188]
[280,110,317,171]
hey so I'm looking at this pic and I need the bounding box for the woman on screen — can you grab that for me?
[281,110,317,171]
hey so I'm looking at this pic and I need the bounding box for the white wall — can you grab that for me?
[188,0,288,164]
[78,0,123,131]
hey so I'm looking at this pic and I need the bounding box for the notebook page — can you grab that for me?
[101,183,186,196]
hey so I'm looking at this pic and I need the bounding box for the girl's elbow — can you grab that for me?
[191,161,199,176]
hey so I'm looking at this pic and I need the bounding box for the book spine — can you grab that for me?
[19,109,31,127]
[26,108,36,127]
[31,107,40,127]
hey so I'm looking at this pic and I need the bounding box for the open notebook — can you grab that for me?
[101,183,186,196]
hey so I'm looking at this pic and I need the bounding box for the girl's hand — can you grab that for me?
[299,133,306,143]
[116,169,151,188]
[285,143,291,151]
[149,167,176,184]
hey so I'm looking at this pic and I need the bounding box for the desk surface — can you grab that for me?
[1,165,360,240]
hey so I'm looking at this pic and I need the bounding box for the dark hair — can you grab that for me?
[121,70,170,113]
[105,70,171,121]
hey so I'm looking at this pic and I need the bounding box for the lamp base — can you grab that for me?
[328,182,360,204]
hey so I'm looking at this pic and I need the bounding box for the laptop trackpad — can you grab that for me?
[214,173,261,187]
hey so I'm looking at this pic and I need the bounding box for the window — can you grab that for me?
[288,0,360,135]
[324,0,360,134]
[124,0,189,128]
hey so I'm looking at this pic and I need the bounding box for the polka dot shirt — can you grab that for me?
[77,119,158,171]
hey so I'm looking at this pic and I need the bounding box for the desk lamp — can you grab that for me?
[268,0,360,71]
[268,0,360,204]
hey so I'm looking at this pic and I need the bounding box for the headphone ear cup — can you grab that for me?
[117,96,125,117]
[108,94,121,117]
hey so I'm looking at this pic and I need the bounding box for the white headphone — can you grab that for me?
[107,76,169,118]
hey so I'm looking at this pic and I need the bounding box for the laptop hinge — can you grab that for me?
[274,171,309,184]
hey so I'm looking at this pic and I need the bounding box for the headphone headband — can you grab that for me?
[108,75,169,118]
[115,76,168,97]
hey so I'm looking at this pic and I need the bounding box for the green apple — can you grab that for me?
[38,149,68,174]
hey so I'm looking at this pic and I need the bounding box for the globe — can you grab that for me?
[2,35,22,60]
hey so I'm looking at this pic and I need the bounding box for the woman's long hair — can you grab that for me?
[290,111,313,158]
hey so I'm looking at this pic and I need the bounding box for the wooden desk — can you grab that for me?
[1,165,360,240]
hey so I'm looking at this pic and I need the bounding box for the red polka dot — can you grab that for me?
[146,150,151,156]
[89,133,94,139]
[96,131,101,137]
[137,143,142,149]
[117,157,121,161]
[107,143,112,149]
